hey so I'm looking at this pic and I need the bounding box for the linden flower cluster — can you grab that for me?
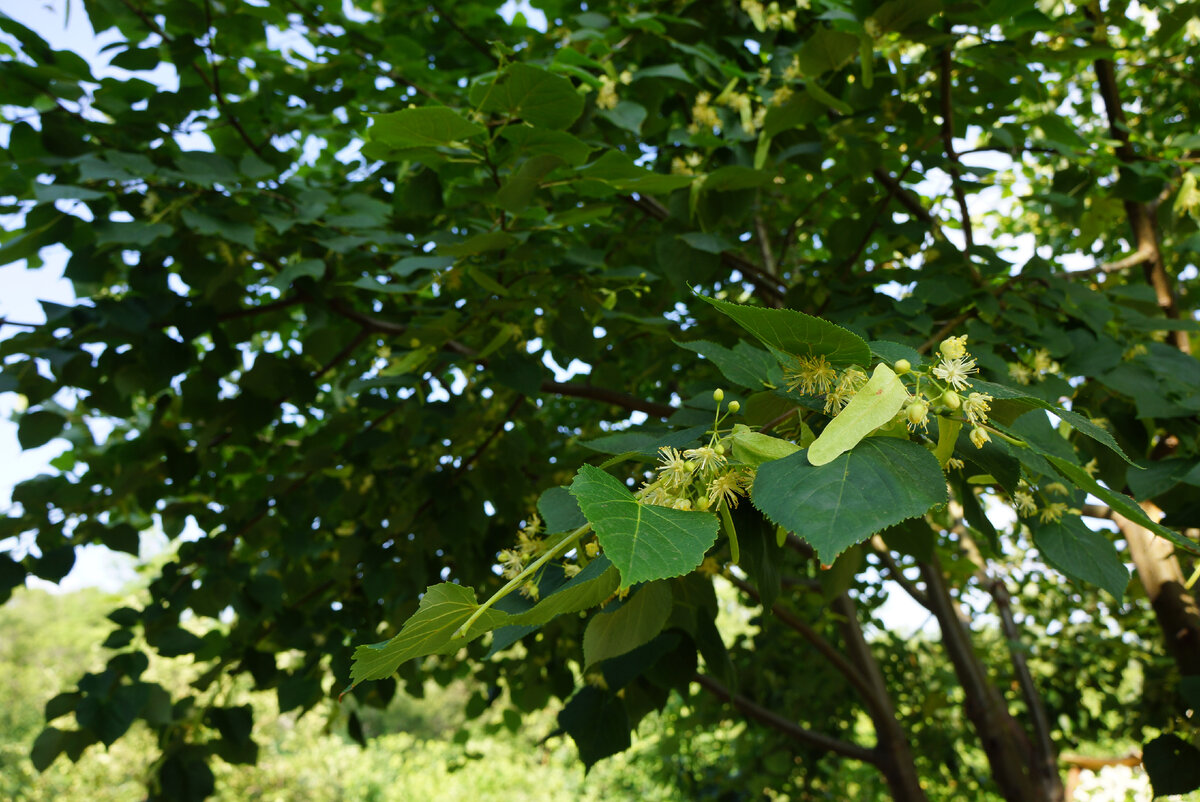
[1010,481,1078,524]
[783,355,870,415]
[637,390,755,513]
[595,69,633,111]
[1007,347,1061,385]
[496,515,550,599]
[924,335,995,450]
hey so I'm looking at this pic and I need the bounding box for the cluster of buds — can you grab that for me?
[898,336,995,450]
[637,390,755,513]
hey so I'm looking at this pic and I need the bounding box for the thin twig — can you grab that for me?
[939,48,974,252]
[692,673,877,764]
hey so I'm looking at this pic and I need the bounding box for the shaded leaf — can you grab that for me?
[583,581,672,667]
[1033,517,1129,600]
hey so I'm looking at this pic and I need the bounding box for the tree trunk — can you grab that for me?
[832,593,930,802]
[919,557,1057,802]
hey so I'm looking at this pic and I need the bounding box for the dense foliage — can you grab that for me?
[3,0,1200,799]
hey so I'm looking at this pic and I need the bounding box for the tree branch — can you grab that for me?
[725,573,878,709]
[217,297,305,322]
[429,2,496,64]
[939,48,974,251]
[692,673,877,764]
[620,194,787,306]
[959,531,1061,798]
[538,380,674,418]
[868,536,931,610]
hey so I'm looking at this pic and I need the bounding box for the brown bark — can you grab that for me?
[1087,7,1200,677]
[832,593,930,802]
[919,556,1055,801]
[1113,504,1200,675]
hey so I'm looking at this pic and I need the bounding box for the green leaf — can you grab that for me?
[599,100,647,135]
[499,126,593,166]
[751,438,947,563]
[496,153,564,212]
[700,166,773,192]
[349,583,509,685]
[580,424,708,456]
[971,379,1133,464]
[1145,734,1200,797]
[675,339,781,389]
[268,259,324,290]
[570,464,719,588]
[558,687,630,771]
[18,409,67,449]
[578,151,694,194]
[583,581,672,667]
[798,28,859,77]
[510,557,620,627]
[476,63,583,129]
[1033,517,1129,600]
[94,221,172,247]
[698,296,871,367]
[1046,456,1200,555]
[729,424,800,466]
[537,486,587,533]
[439,231,517,256]
[369,107,486,149]
[868,0,942,33]
[31,727,67,772]
[807,364,907,466]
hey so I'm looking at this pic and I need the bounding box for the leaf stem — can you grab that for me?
[452,523,591,639]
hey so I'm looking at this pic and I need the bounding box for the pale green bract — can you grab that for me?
[807,363,907,466]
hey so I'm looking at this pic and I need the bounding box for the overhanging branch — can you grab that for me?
[693,672,877,764]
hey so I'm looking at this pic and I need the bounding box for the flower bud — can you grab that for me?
[942,390,962,410]
[894,359,911,375]
[727,400,741,413]
[713,388,725,402]
[906,400,928,428]
[969,426,991,449]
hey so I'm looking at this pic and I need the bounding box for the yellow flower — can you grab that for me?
[684,445,727,474]
[1038,502,1069,524]
[963,392,992,426]
[1012,490,1037,517]
[563,563,582,579]
[1008,362,1033,385]
[498,549,524,578]
[1044,482,1069,496]
[585,541,600,558]
[1083,458,1100,477]
[939,335,969,360]
[784,353,838,395]
[969,426,990,449]
[657,446,694,487]
[708,470,748,509]
[933,355,978,391]
[519,580,540,600]
[596,75,619,110]
[1032,349,1056,373]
